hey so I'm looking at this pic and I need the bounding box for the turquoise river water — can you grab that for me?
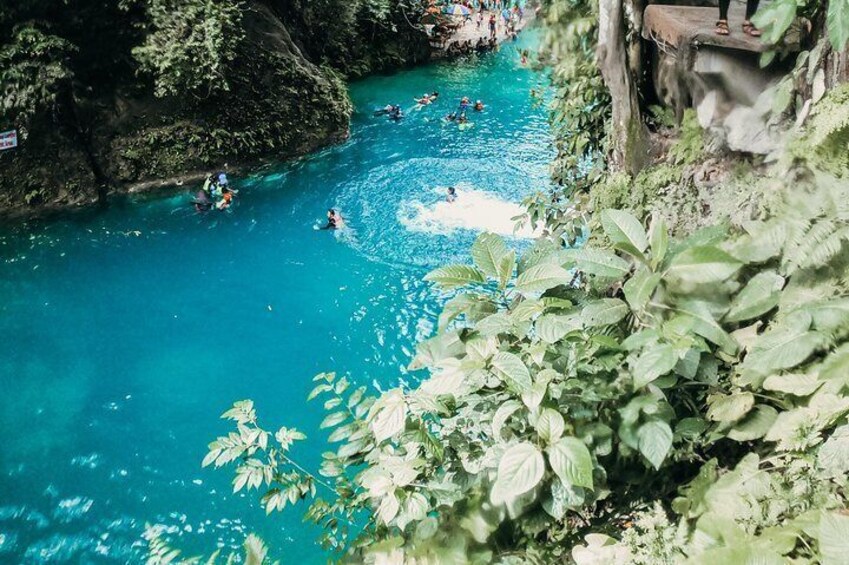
[0,32,552,563]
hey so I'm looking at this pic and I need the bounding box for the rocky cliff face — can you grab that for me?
[0,1,393,218]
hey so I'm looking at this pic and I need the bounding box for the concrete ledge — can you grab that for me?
[642,4,796,53]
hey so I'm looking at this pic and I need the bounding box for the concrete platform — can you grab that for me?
[642,4,797,53]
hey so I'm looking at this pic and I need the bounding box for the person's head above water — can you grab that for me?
[328,209,336,216]
[448,186,456,194]
[432,91,439,98]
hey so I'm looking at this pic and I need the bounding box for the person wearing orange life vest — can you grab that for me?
[216,187,234,210]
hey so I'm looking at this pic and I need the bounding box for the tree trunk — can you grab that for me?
[597,0,650,176]
[57,83,112,207]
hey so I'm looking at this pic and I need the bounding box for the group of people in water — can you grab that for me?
[446,96,485,126]
[193,172,237,212]
[373,93,485,128]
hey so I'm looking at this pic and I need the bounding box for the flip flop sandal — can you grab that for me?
[715,20,730,35]
[742,22,762,37]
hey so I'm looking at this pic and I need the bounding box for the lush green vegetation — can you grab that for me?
[123,0,849,563]
[0,0,425,126]
[0,0,428,211]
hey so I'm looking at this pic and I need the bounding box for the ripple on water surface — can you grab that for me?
[0,30,552,563]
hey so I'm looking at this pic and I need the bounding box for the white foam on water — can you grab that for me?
[398,185,541,238]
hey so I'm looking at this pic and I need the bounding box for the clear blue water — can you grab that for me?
[0,32,551,563]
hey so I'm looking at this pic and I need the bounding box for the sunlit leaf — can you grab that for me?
[547,436,593,489]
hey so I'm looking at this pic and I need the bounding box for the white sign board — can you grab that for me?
[0,130,17,151]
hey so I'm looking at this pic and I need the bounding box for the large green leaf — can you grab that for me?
[476,313,515,337]
[649,213,669,270]
[744,313,825,375]
[535,314,581,344]
[491,351,532,393]
[725,271,784,323]
[819,511,849,565]
[471,232,515,288]
[727,405,778,442]
[707,392,755,423]
[601,209,648,257]
[827,0,849,51]
[491,442,545,503]
[536,408,565,444]
[582,299,629,327]
[492,400,523,441]
[762,373,821,396]
[807,298,849,333]
[471,232,509,277]
[637,420,673,470]
[371,389,407,443]
[566,248,630,279]
[632,343,678,388]
[515,264,573,294]
[817,425,849,479]
[547,437,594,489]
[624,269,661,312]
[751,0,798,45]
[676,300,738,355]
[424,264,486,289]
[668,246,742,285]
[497,250,517,289]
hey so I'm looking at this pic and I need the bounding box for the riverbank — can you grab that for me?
[0,1,430,222]
[431,8,535,59]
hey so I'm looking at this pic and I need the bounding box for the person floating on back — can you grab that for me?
[715,0,761,36]
[415,92,439,105]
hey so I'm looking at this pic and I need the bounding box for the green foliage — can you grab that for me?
[0,24,75,127]
[145,525,276,564]
[133,0,246,98]
[543,0,610,186]
[279,0,428,78]
[202,162,849,561]
[752,0,849,65]
[666,109,704,167]
[792,83,849,176]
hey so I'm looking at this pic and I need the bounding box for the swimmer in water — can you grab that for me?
[216,187,233,210]
[474,100,484,111]
[322,209,345,230]
[446,186,457,203]
[416,91,439,105]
